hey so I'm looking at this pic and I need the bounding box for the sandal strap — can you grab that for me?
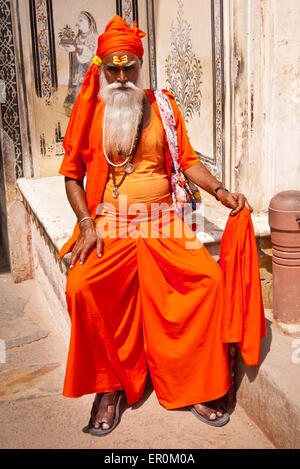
[91,391,119,427]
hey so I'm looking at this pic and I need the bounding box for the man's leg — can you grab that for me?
[64,234,148,426]
[136,212,230,419]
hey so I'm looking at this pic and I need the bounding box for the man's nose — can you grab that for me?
[117,69,128,84]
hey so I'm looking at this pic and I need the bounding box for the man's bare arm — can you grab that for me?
[65,177,91,221]
[183,162,252,216]
[65,177,103,266]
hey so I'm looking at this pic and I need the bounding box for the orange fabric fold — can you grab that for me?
[219,207,267,366]
[63,211,230,407]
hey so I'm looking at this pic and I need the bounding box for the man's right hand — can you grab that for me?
[70,219,103,268]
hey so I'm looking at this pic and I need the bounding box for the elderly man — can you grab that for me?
[58,16,252,436]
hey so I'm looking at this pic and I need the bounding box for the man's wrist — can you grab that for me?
[213,186,229,201]
[78,216,95,229]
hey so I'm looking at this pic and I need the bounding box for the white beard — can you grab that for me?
[99,69,144,155]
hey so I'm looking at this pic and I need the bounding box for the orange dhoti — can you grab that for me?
[63,209,230,409]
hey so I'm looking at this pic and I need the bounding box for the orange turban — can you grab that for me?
[62,16,146,164]
[97,15,146,59]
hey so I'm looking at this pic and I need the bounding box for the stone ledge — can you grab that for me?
[17,176,76,259]
[16,175,270,259]
[236,309,300,449]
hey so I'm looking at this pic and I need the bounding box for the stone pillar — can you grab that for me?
[0,129,33,282]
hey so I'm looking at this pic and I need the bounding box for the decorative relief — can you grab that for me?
[146,0,157,90]
[118,1,139,27]
[164,0,225,183]
[0,0,23,178]
[122,0,133,25]
[40,121,64,158]
[58,11,98,116]
[165,0,203,124]
[29,0,57,105]
[35,0,53,104]
[212,0,225,182]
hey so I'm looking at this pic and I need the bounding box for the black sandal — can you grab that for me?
[88,391,123,437]
[188,403,230,427]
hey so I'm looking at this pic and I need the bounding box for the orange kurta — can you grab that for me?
[102,109,172,209]
[61,98,230,407]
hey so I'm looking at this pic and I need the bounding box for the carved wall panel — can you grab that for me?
[154,0,225,183]
[0,0,23,178]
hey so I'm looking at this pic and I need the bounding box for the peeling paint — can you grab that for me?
[233,41,243,89]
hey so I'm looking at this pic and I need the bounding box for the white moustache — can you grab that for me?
[107,81,137,90]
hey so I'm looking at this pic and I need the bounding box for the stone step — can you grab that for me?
[235,309,300,449]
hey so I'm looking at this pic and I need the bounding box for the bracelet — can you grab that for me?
[214,186,229,201]
[78,216,94,227]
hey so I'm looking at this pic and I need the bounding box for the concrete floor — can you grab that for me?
[0,259,275,450]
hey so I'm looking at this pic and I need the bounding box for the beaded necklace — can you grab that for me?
[103,105,144,199]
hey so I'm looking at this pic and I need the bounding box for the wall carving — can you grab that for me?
[58,11,98,116]
[117,0,139,26]
[155,0,225,183]
[146,0,157,90]
[29,0,57,105]
[165,0,203,123]
[0,0,23,178]
[211,0,225,183]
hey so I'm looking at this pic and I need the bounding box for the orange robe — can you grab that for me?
[219,207,267,366]
[59,100,231,407]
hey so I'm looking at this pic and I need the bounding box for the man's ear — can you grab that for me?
[140,59,143,67]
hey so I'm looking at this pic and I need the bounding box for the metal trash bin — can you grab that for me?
[268,190,300,326]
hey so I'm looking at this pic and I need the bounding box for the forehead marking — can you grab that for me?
[112,55,128,67]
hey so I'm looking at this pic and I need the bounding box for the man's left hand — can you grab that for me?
[217,189,253,216]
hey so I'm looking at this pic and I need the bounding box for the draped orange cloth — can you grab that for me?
[63,209,230,407]
[61,105,230,406]
[59,87,266,407]
[219,207,267,366]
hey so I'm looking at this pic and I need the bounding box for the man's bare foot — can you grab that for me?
[91,391,118,430]
[189,398,230,426]
[193,399,224,421]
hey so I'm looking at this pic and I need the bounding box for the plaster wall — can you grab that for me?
[232,0,300,211]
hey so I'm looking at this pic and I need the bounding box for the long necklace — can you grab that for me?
[105,110,144,199]
[103,106,143,168]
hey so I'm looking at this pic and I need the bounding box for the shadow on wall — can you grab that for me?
[234,317,272,392]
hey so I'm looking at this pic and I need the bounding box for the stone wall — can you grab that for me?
[231,0,300,211]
